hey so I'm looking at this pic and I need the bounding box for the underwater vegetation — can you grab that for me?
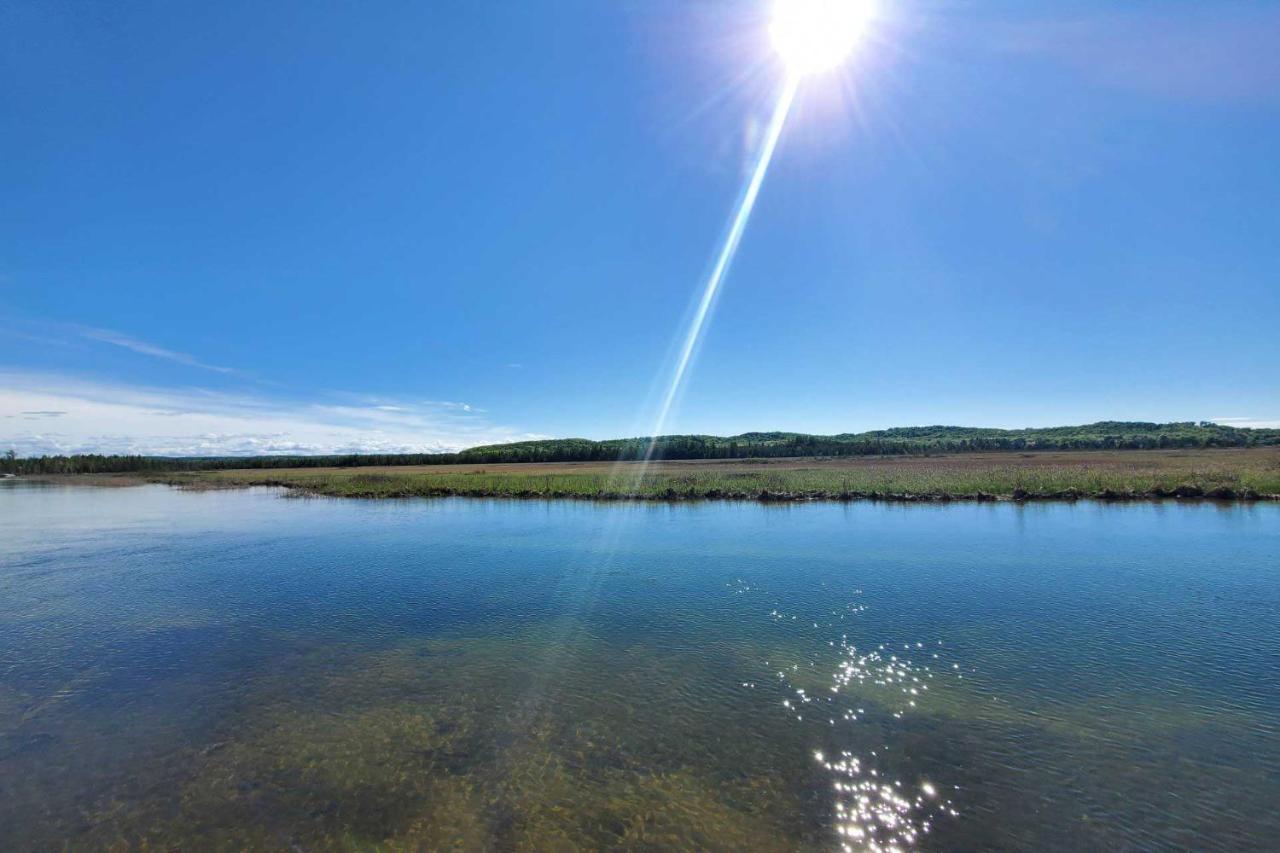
[3,487,1277,850]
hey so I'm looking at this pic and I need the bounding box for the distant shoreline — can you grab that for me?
[23,448,1280,504]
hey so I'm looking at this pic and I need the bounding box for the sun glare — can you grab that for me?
[770,0,877,75]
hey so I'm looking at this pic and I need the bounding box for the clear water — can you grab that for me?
[1,483,1277,850]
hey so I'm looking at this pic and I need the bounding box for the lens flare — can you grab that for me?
[640,76,799,461]
[636,3,876,465]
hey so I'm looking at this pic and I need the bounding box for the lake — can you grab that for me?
[1,483,1277,850]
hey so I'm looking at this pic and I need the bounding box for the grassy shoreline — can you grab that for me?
[63,448,1277,503]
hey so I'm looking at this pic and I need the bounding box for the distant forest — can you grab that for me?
[5,422,1278,476]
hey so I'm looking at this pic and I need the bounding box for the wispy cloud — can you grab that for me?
[0,326,79,349]
[327,392,485,417]
[75,326,237,374]
[989,6,1280,103]
[0,370,545,457]
[1211,417,1280,430]
[425,400,479,413]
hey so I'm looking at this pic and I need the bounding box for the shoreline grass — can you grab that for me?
[128,449,1280,503]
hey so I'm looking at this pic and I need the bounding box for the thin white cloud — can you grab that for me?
[1211,417,1280,429]
[0,370,545,457]
[424,400,478,413]
[75,326,237,374]
[0,326,79,349]
[992,7,1280,103]
[324,393,485,417]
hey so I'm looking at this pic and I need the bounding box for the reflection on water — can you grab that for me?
[818,641,958,852]
[737,581,960,851]
[1,483,1278,850]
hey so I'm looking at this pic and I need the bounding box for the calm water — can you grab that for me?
[1,484,1277,851]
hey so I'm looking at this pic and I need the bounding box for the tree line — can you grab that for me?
[4,421,1277,475]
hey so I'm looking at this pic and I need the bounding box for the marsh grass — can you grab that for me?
[154,450,1280,502]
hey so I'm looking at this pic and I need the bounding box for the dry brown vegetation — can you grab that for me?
[118,448,1280,502]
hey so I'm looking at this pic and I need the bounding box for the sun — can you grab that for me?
[770,0,877,76]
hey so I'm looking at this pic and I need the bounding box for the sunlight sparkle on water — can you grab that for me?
[735,582,961,850]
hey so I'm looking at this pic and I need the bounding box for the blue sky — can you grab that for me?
[2,1,1278,455]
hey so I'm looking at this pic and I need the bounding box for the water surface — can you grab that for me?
[1,483,1277,850]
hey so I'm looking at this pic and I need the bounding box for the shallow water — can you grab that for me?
[1,483,1277,850]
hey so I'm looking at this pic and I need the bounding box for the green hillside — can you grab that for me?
[6,421,1277,475]
[457,421,1278,463]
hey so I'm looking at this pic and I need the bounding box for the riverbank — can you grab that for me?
[52,448,1271,502]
